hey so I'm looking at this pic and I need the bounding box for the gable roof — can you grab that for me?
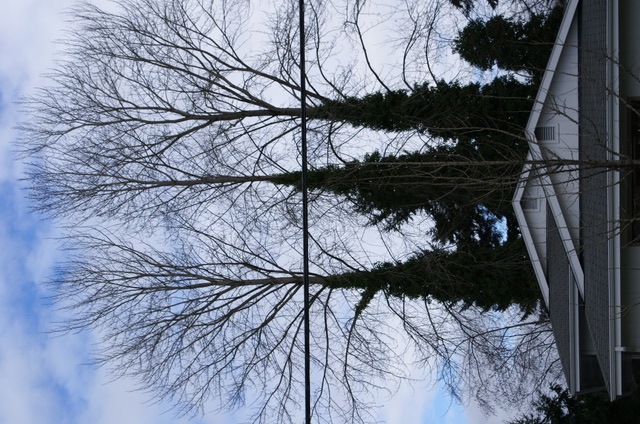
[512,0,583,306]
[514,0,627,399]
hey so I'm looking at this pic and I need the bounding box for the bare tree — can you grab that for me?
[19,0,570,422]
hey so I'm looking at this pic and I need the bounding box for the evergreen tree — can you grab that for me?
[275,148,522,246]
[324,239,538,315]
[270,6,564,313]
[509,385,640,424]
[314,76,534,147]
[66,6,557,317]
[453,6,564,83]
[300,6,563,242]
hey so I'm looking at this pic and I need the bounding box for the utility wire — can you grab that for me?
[298,0,312,423]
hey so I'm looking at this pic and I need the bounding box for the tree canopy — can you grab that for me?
[20,0,565,421]
[508,385,640,424]
[454,5,563,82]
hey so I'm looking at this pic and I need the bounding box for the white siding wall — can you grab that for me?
[537,18,581,247]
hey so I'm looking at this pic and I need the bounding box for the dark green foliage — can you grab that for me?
[273,148,540,313]
[323,239,538,314]
[304,7,563,247]
[313,5,563,142]
[279,6,566,315]
[314,76,535,150]
[449,0,499,15]
[454,5,564,83]
[272,146,539,313]
[274,148,521,247]
[310,76,534,245]
[509,385,640,424]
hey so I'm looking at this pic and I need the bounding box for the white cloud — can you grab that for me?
[377,380,438,423]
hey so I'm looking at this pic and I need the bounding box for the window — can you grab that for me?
[521,196,540,211]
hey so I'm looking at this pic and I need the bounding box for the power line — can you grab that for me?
[298,0,312,423]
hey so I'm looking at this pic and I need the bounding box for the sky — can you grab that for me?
[0,1,519,423]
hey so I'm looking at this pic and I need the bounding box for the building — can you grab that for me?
[512,0,640,399]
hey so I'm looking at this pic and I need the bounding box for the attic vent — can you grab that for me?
[521,196,540,211]
[535,126,556,141]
